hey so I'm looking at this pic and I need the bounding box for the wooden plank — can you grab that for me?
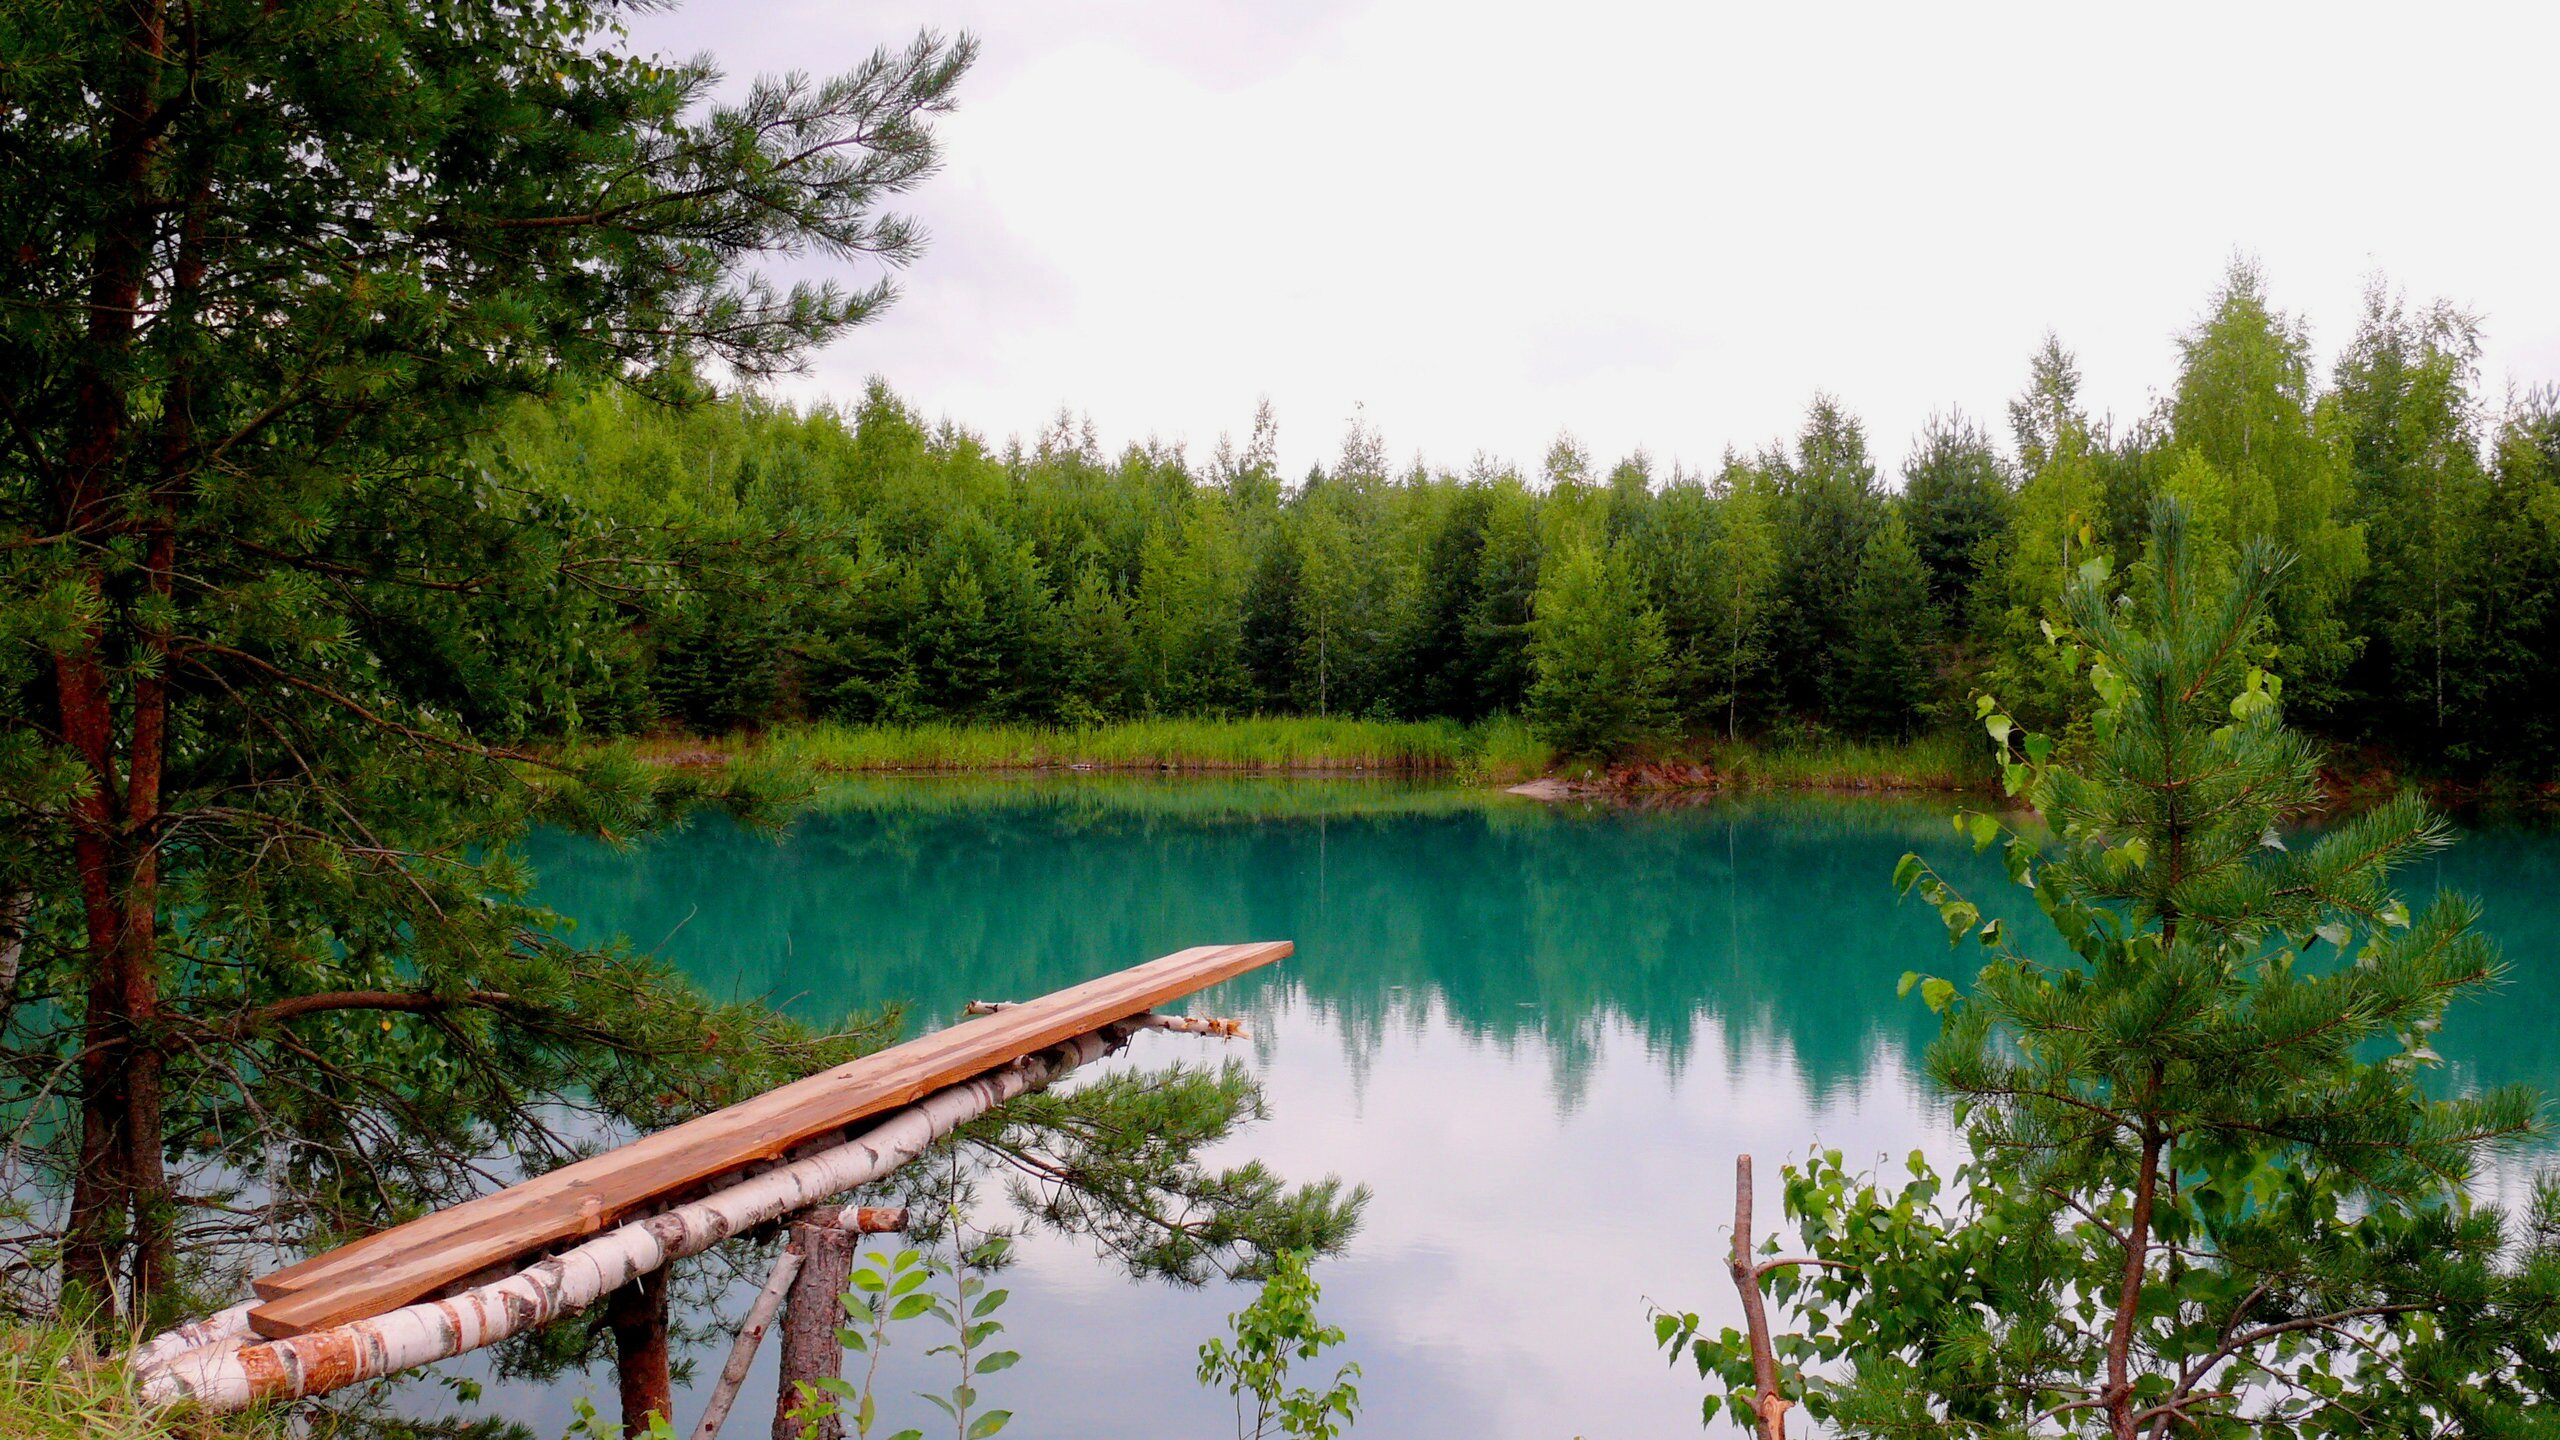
[246,942,1287,1339]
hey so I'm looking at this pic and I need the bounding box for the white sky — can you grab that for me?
[632,0,2560,483]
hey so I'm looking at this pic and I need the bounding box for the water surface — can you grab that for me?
[487,779,2560,1439]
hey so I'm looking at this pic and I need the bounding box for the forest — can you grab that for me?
[484,263,2560,776]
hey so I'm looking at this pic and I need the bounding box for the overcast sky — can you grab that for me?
[629,1,2560,483]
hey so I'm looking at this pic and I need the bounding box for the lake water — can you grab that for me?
[483,779,2560,1439]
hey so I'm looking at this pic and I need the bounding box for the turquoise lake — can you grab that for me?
[477,779,2560,1439]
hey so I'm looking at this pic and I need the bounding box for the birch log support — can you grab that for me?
[135,1026,1131,1412]
[1729,1154,1790,1440]
[965,1000,1247,1039]
[609,1267,674,1440]
[773,1220,859,1440]
[689,1249,803,1440]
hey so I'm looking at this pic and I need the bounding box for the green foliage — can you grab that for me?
[1196,1250,1362,1440]
[1899,412,2013,619]
[0,1321,288,1440]
[430,263,2560,786]
[2168,260,2367,714]
[1525,538,1676,759]
[1833,516,1937,738]
[1661,503,2560,1435]
[1768,398,1890,717]
[969,1060,1369,1284]
[564,1397,672,1440]
[0,0,982,1311]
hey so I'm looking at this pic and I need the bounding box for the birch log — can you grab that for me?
[965,1001,1247,1039]
[136,1027,1130,1412]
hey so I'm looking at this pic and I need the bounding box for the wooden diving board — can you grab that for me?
[245,941,1289,1339]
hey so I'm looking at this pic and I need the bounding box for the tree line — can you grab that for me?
[499,262,2560,772]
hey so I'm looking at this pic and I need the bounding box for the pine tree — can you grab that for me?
[1899,412,2012,622]
[1767,396,1887,719]
[1833,516,1936,737]
[1524,538,1675,758]
[1668,502,2558,1437]
[0,4,983,1308]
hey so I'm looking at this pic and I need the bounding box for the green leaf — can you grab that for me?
[975,1350,1019,1373]
[1920,977,1956,1013]
[967,1413,1012,1439]
[1897,970,1920,999]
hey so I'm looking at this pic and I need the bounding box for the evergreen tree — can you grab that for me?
[1625,476,1726,729]
[1524,538,1675,758]
[1833,516,1937,736]
[1767,397,1887,717]
[1053,562,1137,723]
[1397,485,1494,719]
[2470,389,2560,770]
[1899,412,2012,622]
[0,2,983,1309]
[1668,503,2557,1436]
[1463,476,1543,714]
[1239,533,1306,711]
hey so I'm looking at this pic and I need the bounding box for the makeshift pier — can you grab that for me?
[130,941,1287,1424]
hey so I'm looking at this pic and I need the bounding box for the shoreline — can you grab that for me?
[603,719,2002,796]
[598,722,2557,815]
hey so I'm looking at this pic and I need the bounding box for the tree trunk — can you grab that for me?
[609,1267,675,1439]
[2105,1127,2164,1440]
[57,0,175,1320]
[774,1221,859,1440]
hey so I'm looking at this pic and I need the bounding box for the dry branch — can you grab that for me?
[689,1250,802,1440]
[692,1206,904,1440]
[1729,1154,1791,1440]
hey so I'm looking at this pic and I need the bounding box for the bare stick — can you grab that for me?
[689,1249,803,1440]
[699,1209,905,1440]
[1729,1155,1790,1440]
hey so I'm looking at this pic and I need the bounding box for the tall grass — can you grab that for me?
[613,716,1991,791]
[636,715,1544,775]
[1703,729,1989,790]
[0,1322,277,1440]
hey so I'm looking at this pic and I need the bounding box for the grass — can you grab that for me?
[1700,729,1992,791]
[629,714,1554,780]
[611,715,1993,793]
[0,1322,275,1440]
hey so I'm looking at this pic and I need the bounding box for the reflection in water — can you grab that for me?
[481,780,2560,1440]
